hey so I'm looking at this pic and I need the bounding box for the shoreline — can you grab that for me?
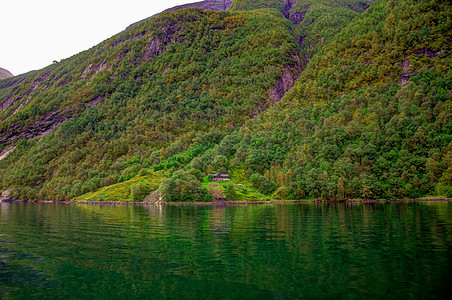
[1,197,450,206]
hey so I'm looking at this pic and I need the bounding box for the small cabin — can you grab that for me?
[210,174,230,181]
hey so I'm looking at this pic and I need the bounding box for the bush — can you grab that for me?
[159,169,211,202]
[121,165,139,181]
[250,173,277,195]
[258,177,277,195]
[225,182,238,201]
[138,168,151,176]
[272,185,288,200]
[103,175,119,186]
[190,157,204,171]
[446,186,452,198]
[130,182,151,202]
[249,173,261,185]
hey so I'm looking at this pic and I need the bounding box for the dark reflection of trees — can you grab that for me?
[0,202,450,299]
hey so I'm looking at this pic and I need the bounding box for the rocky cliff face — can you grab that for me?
[0,68,13,80]
[127,0,233,30]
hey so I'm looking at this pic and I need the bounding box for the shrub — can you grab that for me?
[225,182,238,201]
[446,186,452,198]
[130,181,151,202]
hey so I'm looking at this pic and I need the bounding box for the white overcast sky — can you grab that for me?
[1,0,194,76]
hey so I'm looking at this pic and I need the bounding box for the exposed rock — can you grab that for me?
[1,73,48,111]
[0,88,18,110]
[400,56,411,87]
[253,55,303,118]
[142,25,182,61]
[283,0,296,19]
[337,92,346,99]
[86,95,105,107]
[13,97,31,115]
[414,48,445,59]
[290,11,307,25]
[0,91,105,148]
[81,61,108,80]
[0,108,71,146]
[57,79,70,87]
[0,146,16,161]
[112,33,146,48]
[361,0,376,10]
[269,68,297,104]
[0,187,13,202]
[0,74,27,89]
[143,190,164,203]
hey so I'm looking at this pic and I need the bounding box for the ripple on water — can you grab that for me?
[0,201,451,299]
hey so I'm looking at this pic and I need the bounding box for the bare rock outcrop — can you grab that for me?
[400,56,411,87]
[253,55,303,118]
[143,190,164,203]
[0,187,13,202]
[0,146,16,161]
[0,73,48,111]
[269,67,299,104]
[142,24,183,61]
[0,108,71,147]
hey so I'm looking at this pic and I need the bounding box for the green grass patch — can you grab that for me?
[202,176,268,201]
[73,171,167,202]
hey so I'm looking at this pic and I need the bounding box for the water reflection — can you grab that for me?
[0,201,450,299]
[0,202,9,221]
[207,207,231,235]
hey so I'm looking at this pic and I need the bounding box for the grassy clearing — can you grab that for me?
[202,176,269,201]
[73,171,166,202]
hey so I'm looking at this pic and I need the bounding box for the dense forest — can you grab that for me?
[0,0,450,202]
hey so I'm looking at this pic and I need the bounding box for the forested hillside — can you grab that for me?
[0,0,450,202]
[235,0,452,200]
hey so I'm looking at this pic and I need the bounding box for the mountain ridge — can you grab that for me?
[126,0,233,30]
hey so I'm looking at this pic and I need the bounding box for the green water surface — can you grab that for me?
[0,201,451,299]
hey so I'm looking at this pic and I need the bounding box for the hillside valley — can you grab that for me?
[0,0,450,202]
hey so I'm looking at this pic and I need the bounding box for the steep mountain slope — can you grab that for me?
[0,68,13,80]
[230,0,373,63]
[225,0,452,199]
[0,5,302,200]
[0,0,450,202]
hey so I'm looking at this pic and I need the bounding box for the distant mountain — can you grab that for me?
[0,68,13,80]
[0,0,450,202]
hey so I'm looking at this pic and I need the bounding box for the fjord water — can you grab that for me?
[0,202,450,299]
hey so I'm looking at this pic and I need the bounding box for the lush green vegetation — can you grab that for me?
[73,171,166,202]
[0,7,299,201]
[0,0,450,202]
